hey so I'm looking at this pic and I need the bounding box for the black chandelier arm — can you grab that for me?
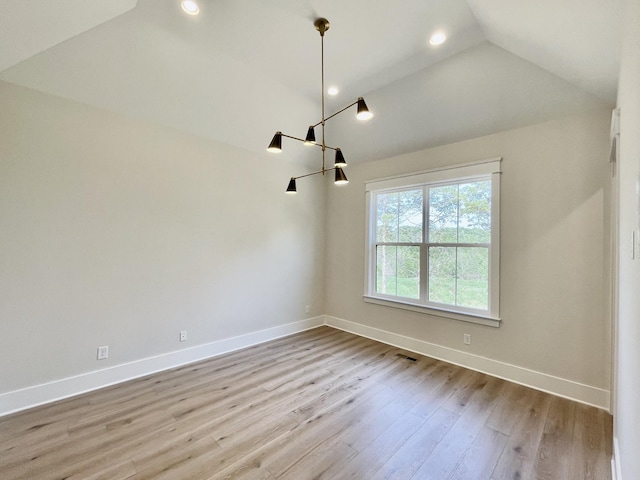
[322,144,340,152]
[280,132,340,151]
[291,166,339,181]
[310,100,359,128]
[279,133,307,143]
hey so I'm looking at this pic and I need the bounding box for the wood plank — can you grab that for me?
[532,395,576,480]
[485,381,537,435]
[132,434,221,479]
[371,407,459,480]
[339,385,433,453]
[277,440,358,480]
[490,389,553,480]
[448,426,508,480]
[217,384,392,478]
[60,458,138,480]
[408,363,478,419]
[410,375,507,480]
[320,411,426,479]
[567,403,612,480]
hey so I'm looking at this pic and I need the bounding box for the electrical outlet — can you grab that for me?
[463,334,471,345]
[97,346,109,360]
[180,330,187,342]
[305,305,310,314]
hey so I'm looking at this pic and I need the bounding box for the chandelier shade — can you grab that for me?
[356,97,373,121]
[335,167,349,185]
[267,132,282,153]
[304,127,316,145]
[266,18,372,193]
[286,178,297,194]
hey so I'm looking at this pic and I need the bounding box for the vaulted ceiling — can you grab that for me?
[0,0,622,165]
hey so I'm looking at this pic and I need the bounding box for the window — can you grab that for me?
[364,159,501,326]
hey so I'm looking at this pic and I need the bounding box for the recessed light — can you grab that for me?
[181,0,200,15]
[327,86,339,96]
[429,31,446,46]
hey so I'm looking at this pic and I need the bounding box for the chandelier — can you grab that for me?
[267,18,373,194]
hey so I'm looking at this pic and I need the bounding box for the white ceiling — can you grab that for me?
[0,0,622,166]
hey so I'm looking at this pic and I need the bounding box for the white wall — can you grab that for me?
[325,109,612,407]
[0,76,617,421]
[0,81,326,408]
[614,0,640,477]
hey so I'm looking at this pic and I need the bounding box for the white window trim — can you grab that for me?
[364,158,502,328]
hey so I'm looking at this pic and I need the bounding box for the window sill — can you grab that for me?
[362,295,501,328]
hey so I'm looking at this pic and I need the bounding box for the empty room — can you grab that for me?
[1,1,639,479]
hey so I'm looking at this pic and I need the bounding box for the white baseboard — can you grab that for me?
[0,317,324,417]
[324,315,610,410]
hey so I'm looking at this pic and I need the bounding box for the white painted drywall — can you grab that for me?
[325,109,612,398]
[614,0,640,476]
[0,77,616,417]
[0,81,326,394]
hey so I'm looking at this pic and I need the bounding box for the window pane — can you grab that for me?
[377,245,397,295]
[376,193,398,242]
[398,190,423,243]
[397,246,420,298]
[456,247,489,309]
[429,247,489,310]
[376,190,422,243]
[377,246,420,299]
[428,247,456,305]
[458,181,491,243]
[428,185,458,243]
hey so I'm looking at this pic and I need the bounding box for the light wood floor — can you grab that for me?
[0,327,612,480]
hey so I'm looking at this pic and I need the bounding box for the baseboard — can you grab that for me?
[612,437,622,480]
[0,317,324,417]
[324,315,610,410]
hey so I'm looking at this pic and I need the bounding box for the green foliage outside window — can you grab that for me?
[375,179,491,310]
[376,189,422,299]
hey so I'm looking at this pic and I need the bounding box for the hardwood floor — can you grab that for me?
[0,327,612,479]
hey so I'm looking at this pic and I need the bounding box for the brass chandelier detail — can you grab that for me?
[267,17,373,194]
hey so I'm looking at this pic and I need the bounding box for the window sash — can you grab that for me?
[426,245,490,312]
[365,159,501,325]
